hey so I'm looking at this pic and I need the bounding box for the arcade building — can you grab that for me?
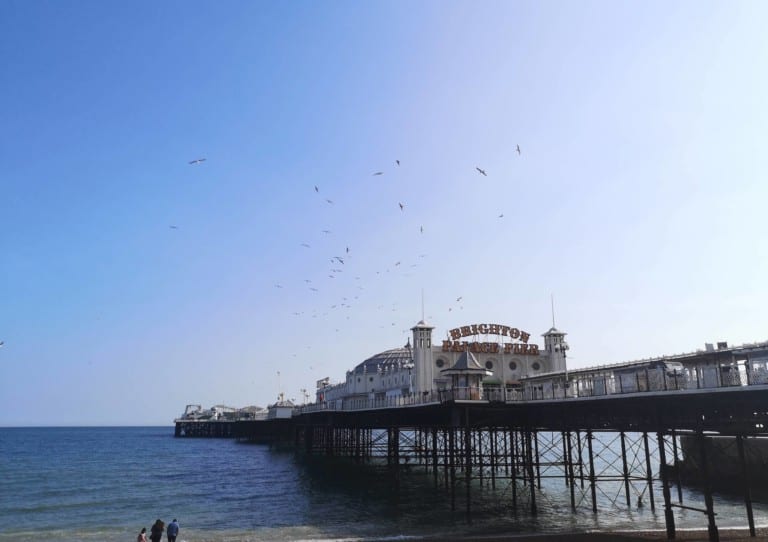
[316,319,569,406]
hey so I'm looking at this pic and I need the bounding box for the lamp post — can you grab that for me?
[554,341,570,396]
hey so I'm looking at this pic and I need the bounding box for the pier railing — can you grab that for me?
[297,362,768,414]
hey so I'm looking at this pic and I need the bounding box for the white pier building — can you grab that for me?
[317,319,568,407]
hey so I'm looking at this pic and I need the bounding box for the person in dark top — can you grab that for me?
[149,519,164,542]
[166,518,179,542]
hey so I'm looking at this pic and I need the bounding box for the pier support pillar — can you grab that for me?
[657,432,676,540]
[697,433,719,542]
[587,430,597,513]
[642,431,655,511]
[620,431,631,508]
[736,435,756,537]
[525,429,537,515]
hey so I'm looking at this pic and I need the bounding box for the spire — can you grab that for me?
[421,288,425,321]
[551,293,556,328]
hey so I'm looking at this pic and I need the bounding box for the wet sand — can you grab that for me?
[423,527,766,541]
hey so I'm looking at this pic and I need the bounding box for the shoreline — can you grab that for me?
[421,527,767,541]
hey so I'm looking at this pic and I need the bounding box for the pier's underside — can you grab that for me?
[179,387,768,541]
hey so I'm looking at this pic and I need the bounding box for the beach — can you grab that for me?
[435,528,766,541]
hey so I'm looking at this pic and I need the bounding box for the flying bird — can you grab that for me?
[0,341,4,347]
[334,256,345,264]
[398,202,404,211]
[325,199,333,204]
[188,158,206,165]
[314,185,319,192]
[516,144,521,155]
[301,243,311,248]
[322,230,332,234]
[169,225,178,229]
[346,246,350,254]
[498,213,504,218]
[373,172,384,176]
[420,226,423,233]
[396,160,400,166]
[476,167,487,176]
[275,284,283,288]
[309,287,318,292]
[456,296,463,302]
[304,279,312,283]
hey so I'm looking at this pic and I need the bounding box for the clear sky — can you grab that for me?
[1,1,767,426]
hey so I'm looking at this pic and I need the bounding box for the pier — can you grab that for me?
[176,333,768,541]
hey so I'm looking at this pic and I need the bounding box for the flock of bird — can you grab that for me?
[0,148,524,356]
[253,146,524,344]
[192,148,522,318]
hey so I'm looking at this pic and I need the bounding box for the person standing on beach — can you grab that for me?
[166,518,179,542]
[137,527,148,542]
[149,519,164,542]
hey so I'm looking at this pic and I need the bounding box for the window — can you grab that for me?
[369,376,374,382]
[532,362,541,371]
[485,361,494,370]
[509,361,518,371]
[436,359,445,368]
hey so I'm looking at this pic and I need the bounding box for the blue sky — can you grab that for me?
[1,1,767,425]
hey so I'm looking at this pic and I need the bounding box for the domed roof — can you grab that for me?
[352,347,413,375]
[412,319,434,329]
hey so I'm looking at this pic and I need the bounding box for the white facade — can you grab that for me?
[316,319,568,404]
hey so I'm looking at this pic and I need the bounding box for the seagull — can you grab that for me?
[420,225,423,234]
[169,225,178,229]
[322,230,331,234]
[309,287,318,292]
[516,144,521,155]
[334,256,345,264]
[346,246,350,254]
[476,167,487,176]
[373,172,384,176]
[399,202,404,211]
[304,279,312,283]
[456,296,463,302]
[275,284,283,288]
[325,199,333,204]
[396,160,400,166]
[188,158,206,165]
[394,261,401,266]
[0,341,4,347]
[498,213,504,218]
[301,243,311,248]
[314,185,319,192]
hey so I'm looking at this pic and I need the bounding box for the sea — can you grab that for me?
[1,426,766,542]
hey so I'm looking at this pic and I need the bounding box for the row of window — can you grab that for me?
[435,358,541,371]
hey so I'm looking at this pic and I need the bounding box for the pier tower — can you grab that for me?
[543,327,568,373]
[411,319,435,394]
